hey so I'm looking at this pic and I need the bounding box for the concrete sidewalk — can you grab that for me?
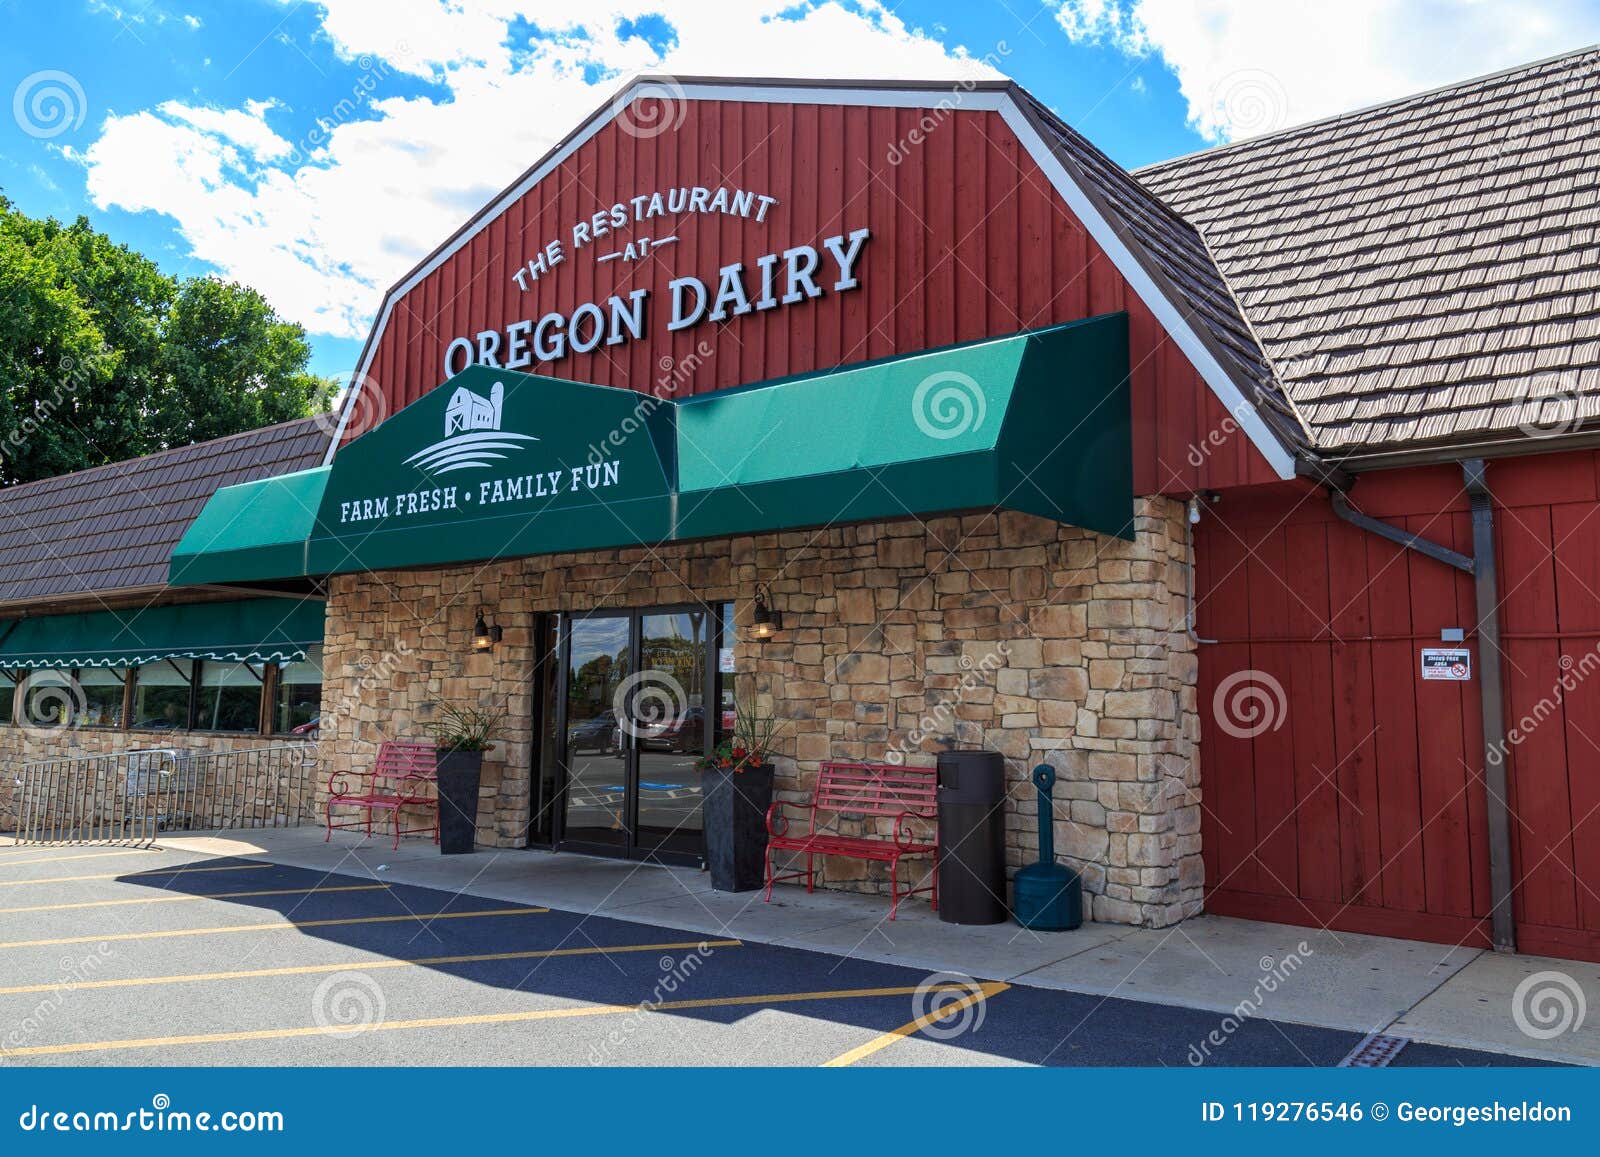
[135,828,1599,1066]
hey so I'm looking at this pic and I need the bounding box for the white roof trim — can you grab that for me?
[327,79,1296,480]
[995,103,1297,480]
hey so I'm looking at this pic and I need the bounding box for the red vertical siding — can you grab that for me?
[1197,453,1600,960]
[342,103,1277,492]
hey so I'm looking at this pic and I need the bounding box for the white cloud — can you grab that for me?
[160,99,291,161]
[1056,0,1600,142]
[79,1,1005,342]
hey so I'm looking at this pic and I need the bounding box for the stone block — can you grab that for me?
[1037,699,1077,727]
[1028,667,1087,701]
[1104,689,1168,719]
[1059,821,1108,862]
[1030,604,1086,638]
[1087,600,1134,629]
[998,510,1058,547]
[1088,658,1124,689]
[1005,638,1043,668]
[835,653,889,683]
[1089,751,1138,781]
[838,588,877,624]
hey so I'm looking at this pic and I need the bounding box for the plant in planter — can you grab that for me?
[423,702,507,855]
[696,687,779,892]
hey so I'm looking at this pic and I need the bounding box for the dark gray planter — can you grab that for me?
[701,762,775,891]
[434,748,484,855]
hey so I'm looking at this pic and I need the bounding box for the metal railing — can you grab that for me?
[11,743,319,846]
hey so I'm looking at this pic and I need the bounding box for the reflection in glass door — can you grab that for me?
[633,610,707,856]
[561,614,630,850]
[557,607,712,863]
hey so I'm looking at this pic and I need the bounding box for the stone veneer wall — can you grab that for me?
[317,499,1202,927]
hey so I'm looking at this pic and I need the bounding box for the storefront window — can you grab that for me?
[20,670,79,730]
[132,661,194,730]
[77,668,128,728]
[273,647,323,734]
[195,660,264,732]
[0,672,16,725]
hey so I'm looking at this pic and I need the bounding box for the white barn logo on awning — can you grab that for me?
[404,380,537,474]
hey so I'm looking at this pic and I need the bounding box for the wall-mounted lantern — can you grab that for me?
[751,583,783,641]
[470,608,503,652]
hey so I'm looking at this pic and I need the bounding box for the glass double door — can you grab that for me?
[559,608,711,863]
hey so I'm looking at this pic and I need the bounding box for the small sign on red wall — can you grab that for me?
[1421,647,1472,681]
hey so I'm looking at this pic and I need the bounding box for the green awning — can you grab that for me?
[0,598,326,669]
[303,371,676,577]
[169,314,1131,585]
[169,466,330,587]
[674,312,1131,540]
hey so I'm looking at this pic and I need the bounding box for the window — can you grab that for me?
[273,646,323,734]
[0,671,16,725]
[195,659,263,732]
[20,670,78,730]
[77,668,128,728]
[132,660,194,731]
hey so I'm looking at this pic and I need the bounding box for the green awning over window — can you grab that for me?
[169,314,1131,585]
[169,466,330,587]
[0,598,326,669]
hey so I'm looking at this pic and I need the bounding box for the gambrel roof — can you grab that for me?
[329,50,1600,477]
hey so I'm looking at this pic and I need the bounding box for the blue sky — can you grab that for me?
[4,1,1599,379]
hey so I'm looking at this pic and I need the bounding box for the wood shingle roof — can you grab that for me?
[0,418,329,607]
[1137,45,1600,457]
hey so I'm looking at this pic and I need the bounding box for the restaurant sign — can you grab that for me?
[309,365,675,575]
[442,224,871,379]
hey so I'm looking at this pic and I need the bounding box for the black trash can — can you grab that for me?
[936,750,1008,925]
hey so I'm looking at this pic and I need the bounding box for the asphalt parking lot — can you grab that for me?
[0,844,1550,1067]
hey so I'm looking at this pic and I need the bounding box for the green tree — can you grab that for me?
[154,277,321,447]
[0,215,119,482]
[0,196,323,486]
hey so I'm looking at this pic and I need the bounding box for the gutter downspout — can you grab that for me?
[1463,459,1516,954]
[1325,465,1516,953]
[1328,491,1474,573]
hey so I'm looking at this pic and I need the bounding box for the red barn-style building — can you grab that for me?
[161,52,1600,961]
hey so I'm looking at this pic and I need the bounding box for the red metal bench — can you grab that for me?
[764,761,938,919]
[326,741,439,850]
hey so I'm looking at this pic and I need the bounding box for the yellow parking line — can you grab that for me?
[0,863,271,888]
[822,981,1010,1067]
[0,939,743,996]
[3,982,941,1057]
[0,849,162,867]
[0,883,388,915]
[0,907,548,950]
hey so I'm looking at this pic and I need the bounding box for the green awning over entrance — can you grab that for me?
[0,598,326,669]
[169,314,1131,585]
[305,370,677,577]
[674,313,1132,540]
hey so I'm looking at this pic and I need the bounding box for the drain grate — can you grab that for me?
[1338,1031,1410,1067]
